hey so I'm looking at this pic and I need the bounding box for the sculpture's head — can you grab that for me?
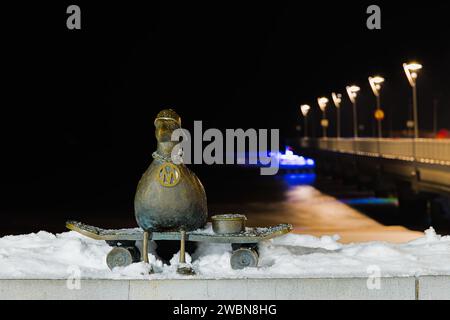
[154,109,181,143]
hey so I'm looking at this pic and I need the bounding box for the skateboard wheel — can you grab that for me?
[106,247,133,270]
[230,248,259,270]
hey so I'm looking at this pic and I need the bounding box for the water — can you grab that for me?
[201,166,424,243]
[1,163,447,242]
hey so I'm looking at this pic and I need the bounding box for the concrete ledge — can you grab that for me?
[418,276,450,300]
[0,276,448,300]
[0,279,129,300]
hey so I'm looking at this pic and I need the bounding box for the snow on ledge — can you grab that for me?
[0,227,449,280]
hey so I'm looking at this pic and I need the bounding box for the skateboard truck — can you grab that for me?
[177,229,195,275]
[143,228,195,275]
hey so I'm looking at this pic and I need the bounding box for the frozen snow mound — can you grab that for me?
[0,228,449,279]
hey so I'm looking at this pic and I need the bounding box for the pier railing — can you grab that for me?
[300,138,450,166]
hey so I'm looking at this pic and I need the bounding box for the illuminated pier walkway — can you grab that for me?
[299,138,450,195]
[301,138,450,166]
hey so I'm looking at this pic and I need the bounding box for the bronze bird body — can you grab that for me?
[134,109,208,232]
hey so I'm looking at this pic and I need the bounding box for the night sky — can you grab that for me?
[1,1,449,234]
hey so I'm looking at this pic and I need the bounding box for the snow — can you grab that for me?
[0,227,450,279]
[192,223,215,235]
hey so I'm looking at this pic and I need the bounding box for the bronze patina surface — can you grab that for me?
[134,109,208,232]
[211,214,247,234]
[66,220,293,270]
[65,111,294,272]
[66,220,293,243]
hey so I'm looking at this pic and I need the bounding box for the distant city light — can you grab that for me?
[340,197,399,206]
[282,173,316,186]
[269,147,316,169]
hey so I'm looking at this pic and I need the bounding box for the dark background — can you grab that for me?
[1,1,449,234]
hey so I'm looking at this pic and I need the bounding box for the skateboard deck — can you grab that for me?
[66,220,293,244]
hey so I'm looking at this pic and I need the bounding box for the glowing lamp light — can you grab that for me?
[403,61,422,138]
[374,109,385,121]
[369,76,385,97]
[403,62,422,87]
[300,104,311,117]
[346,85,360,103]
[317,97,329,111]
[332,92,342,108]
[405,62,423,71]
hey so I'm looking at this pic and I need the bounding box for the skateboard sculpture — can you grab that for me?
[66,219,292,271]
[67,109,292,274]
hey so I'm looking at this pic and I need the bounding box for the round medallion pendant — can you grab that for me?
[158,163,181,187]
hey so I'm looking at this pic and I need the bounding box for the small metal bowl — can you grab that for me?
[211,214,247,234]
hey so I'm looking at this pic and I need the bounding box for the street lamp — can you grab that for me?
[300,104,311,138]
[332,92,342,138]
[403,62,422,138]
[346,85,361,138]
[369,76,385,138]
[317,97,329,138]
